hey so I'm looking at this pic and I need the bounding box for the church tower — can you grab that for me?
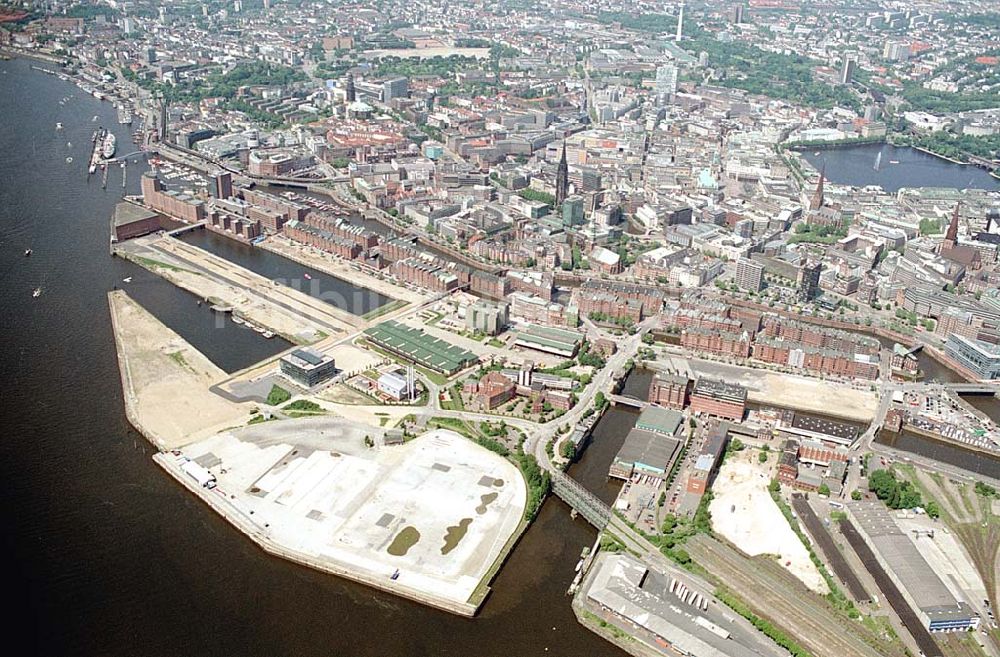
[556,141,569,206]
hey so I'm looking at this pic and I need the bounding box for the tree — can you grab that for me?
[768,479,781,493]
[758,451,768,463]
[851,490,863,501]
[818,483,831,496]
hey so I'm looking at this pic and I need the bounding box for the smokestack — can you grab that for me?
[676,0,685,42]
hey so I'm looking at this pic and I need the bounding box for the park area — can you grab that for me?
[709,452,829,594]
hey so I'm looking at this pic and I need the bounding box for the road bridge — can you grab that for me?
[550,470,612,529]
[942,382,998,395]
[165,221,205,237]
[608,394,648,409]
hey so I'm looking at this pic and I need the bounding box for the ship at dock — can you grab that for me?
[101,132,116,159]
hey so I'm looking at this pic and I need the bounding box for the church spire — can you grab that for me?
[944,202,960,246]
[556,140,568,206]
[810,164,826,211]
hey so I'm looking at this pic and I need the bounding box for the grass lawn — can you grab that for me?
[267,384,292,406]
[360,299,408,321]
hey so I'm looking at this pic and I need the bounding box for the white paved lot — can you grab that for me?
[177,420,526,606]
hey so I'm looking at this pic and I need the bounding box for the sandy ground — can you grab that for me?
[118,238,332,343]
[263,236,427,307]
[677,358,877,422]
[754,372,876,421]
[324,403,413,428]
[327,342,386,376]
[710,453,829,594]
[109,290,252,449]
[172,423,526,606]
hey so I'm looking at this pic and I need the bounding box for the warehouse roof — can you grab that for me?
[514,324,583,356]
[586,554,766,657]
[636,406,683,436]
[615,429,682,476]
[364,320,477,374]
[849,500,965,614]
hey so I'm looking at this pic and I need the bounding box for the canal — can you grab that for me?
[801,143,1000,193]
[875,427,1000,480]
[567,367,653,505]
[178,227,394,316]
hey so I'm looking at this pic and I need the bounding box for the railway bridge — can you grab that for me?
[549,471,612,529]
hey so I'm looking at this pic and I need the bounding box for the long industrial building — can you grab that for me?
[845,500,978,633]
[363,320,479,375]
[581,553,785,657]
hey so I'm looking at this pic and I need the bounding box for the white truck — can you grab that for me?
[181,460,217,489]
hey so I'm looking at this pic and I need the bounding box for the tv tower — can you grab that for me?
[676,0,685,42]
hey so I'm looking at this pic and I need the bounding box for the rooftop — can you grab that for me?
[636,406,684,436]
[849,500,968,615]
[364,321,477,374]
[615,428,682,476]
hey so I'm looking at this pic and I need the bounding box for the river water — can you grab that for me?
[801,143,999,193]
[0,58,623,656]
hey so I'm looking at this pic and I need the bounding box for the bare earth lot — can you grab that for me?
[109,290,252,449]
[710,453,829,594]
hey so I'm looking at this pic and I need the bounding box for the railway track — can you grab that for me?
[688,534,905,657]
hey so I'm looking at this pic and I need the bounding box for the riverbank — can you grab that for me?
[0,46,66,65]
[108,290,252,450]
[912,145,966,165]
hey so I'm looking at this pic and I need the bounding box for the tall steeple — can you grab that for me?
[676,0,685,42]
[810,164,825,210]
[556,141,569,206]
[944,202,960,248]
[345,72,356,103]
